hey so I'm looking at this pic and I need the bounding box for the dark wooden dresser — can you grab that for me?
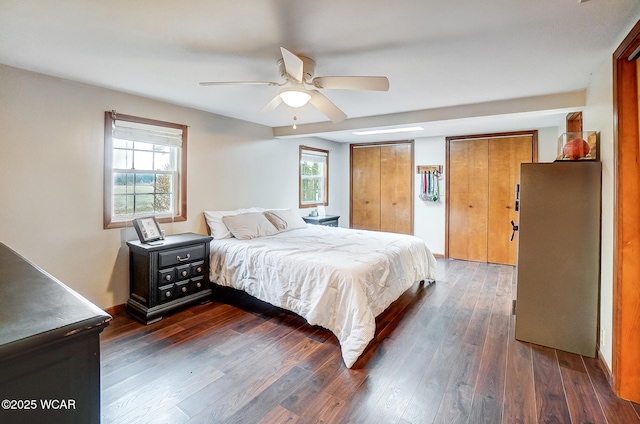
[0,243,111,424]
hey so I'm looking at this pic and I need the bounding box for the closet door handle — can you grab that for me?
[468,205,473,208]
[392,202,397,205]
[510,220,519,241]
[506,205,511,209]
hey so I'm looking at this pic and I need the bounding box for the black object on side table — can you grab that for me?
[302,215,340,227]
[126,232,213,324]
[0,242,111,424]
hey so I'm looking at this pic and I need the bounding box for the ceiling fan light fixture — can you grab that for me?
[279,87,311,108]
[200,47,387,124]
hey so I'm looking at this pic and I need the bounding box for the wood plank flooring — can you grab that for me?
[100,259,640,423]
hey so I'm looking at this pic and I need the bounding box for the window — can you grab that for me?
[299,146,329,208]
[104,111,187,229]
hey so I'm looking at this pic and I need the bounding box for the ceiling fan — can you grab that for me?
[199,47,389,124]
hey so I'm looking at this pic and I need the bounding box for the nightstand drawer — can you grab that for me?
[158,283,175,304]
[158,268,175,284]
[191,260,205,276]
[176,264,191,279]
[158,245,205,268]
[176,280,191,297]
[191,276,206,292]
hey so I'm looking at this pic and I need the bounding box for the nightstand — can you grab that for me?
[303,215,340,227]
[126,232,213,324]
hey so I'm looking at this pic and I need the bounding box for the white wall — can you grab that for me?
[413,136,446,255]
[582,39,617,371]
[0,64,347,309]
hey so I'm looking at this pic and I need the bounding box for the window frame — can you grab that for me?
[103,111,188,229]
[299,145,329,208]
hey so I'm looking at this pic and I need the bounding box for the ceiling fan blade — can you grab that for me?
[259,94,282,114]
[199,81,280,86]
[308,90,347,123]
[312,76,389,91]
[280,47,304,82]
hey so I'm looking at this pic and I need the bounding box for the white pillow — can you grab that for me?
[263,209,307,232]
[222,212,280,240]
[203,207,264,239]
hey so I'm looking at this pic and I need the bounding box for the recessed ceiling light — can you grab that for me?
[353,126,424,136]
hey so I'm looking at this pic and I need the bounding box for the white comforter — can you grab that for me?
[209,225,437,367]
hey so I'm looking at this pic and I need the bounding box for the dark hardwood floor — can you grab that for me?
[100,259,640,423]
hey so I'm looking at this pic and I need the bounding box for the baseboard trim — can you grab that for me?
[104,303,126,317]
[597,347,614,387]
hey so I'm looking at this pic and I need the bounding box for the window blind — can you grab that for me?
[112,120,183,147]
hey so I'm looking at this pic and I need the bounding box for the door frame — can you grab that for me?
[612,19,640,402]
[445,130,538,261]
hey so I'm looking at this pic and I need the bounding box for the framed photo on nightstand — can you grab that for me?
[132,216,163,244]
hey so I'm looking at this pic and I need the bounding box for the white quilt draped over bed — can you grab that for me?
[209,225,437,367]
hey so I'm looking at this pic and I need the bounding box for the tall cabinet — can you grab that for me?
[447,134,534,265]
[515,161,601,357]
[351,142,413,234]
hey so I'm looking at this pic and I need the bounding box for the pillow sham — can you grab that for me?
[222,212,280,240]
[203,207,264,239]
[263,209,307,232]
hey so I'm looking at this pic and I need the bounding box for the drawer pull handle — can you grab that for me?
[181,270,188,277]
[181,286,187,293]
[196,266,202,273]
[196,282,202,288]
[165,275,172,281]
[165,291,172,298]
[177,253,191,262]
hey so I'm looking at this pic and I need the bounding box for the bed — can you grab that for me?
[204,208,437,368]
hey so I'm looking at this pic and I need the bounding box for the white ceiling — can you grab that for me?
[1,0,638,142]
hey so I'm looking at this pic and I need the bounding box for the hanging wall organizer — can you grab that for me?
[417,165,442,202]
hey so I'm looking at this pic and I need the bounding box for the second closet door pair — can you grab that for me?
[448,135,533,265]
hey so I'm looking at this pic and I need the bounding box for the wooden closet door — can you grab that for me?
[380,144,413,234]
[487,136,533,265]
[448,139,489,262]
[351,146,381,230]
